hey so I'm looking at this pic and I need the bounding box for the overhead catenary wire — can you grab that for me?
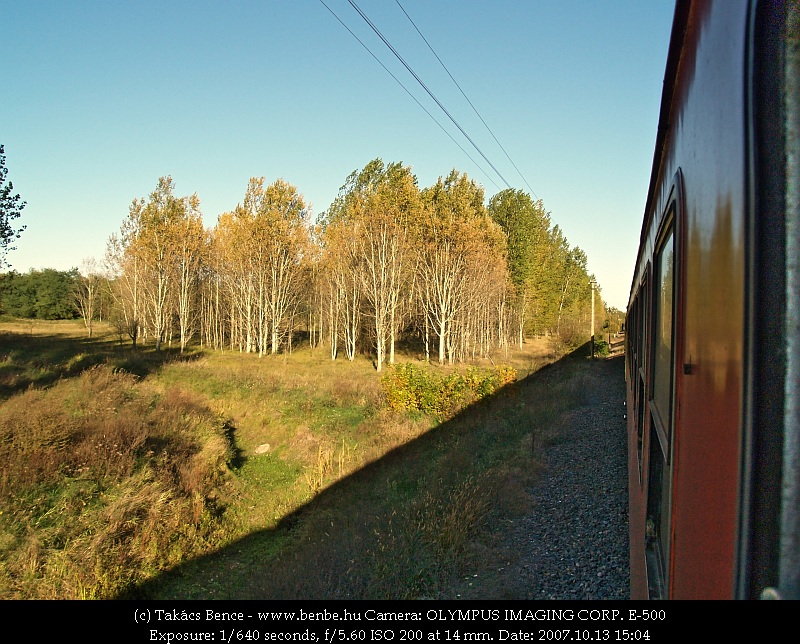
[394,0,539,200]
[345,0,514,191]
[318,0,500,190]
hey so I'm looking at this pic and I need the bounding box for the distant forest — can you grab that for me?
[0,268,101,321]
[1,159,616,366]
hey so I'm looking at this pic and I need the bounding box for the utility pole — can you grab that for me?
[590,278,597,359]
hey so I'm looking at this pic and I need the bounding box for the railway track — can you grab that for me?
[608,333,625,357]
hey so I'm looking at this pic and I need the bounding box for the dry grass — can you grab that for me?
[0,361,235,599]
[0,319,578,599]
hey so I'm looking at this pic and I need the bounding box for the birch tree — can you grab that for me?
[238,177,310,355]
[74,258,101,338]
[109,177,202,351]
[260,179,310,354]
[132,177,187,350]
[418,170,494,364]
[319,216,363,361]
[106,212,143,347]
[324,159,420,371]
[215,209,256,352]
[174,194,207,352]
[213,178,310,355]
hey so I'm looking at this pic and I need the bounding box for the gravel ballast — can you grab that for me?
[443,355,630,600]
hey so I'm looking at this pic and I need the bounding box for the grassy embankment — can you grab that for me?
[0,318,591,599]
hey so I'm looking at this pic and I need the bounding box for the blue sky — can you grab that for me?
[1,0,675,310]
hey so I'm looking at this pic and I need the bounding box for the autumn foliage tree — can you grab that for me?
[320,159,421,371]
[103,163,600,362]
[212,178,310,355]
[417,170,509,364]
[173,195,207,352]
[73,258,102,338]
[107,177,206,350]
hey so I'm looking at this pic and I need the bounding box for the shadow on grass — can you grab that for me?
[127,345,624,600]
[0,329,202,400]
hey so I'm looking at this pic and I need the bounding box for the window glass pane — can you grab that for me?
[652,228,674,430]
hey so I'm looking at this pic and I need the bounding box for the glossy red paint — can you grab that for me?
[627,0,750,599]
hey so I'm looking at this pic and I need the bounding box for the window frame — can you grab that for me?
[643,171,683,599]
[649,213,676,464]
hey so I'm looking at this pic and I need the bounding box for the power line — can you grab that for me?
[317,0,500,190]
[394,0,539,200]
[346,0,513,190]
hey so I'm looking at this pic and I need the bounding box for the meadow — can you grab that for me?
[0,319,590,599]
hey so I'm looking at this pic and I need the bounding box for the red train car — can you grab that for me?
[626,0,799,599]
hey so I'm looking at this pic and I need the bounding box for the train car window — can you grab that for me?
[637,375,646,484]
[632,271,649,486]
[632,299,637,372]
[645,209,677,599]
[651,222,675,452]
[639,264,651,381]
[646,422,669,599]
[637,269,651,481]
[634,293,641,375]
[626,300,634,377]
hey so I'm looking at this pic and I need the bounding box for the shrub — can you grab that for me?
[381,363,516,419]
[593,340,610,357]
